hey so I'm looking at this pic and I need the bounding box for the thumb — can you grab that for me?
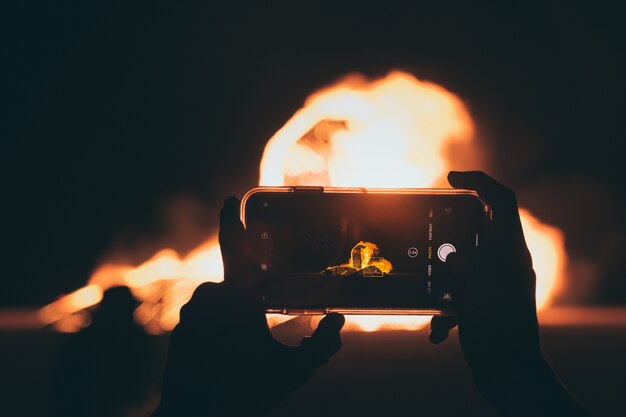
[445,251,474,292]
[279,313,346,388]
[299,313,345,368]
[307,313,345,360]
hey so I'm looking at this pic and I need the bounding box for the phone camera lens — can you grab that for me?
[444,207,452,214]
[262,202,269,208]
[261,232,269,239]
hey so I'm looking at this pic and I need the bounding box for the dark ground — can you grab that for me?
[2,319,625,417]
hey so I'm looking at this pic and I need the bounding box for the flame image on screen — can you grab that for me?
[38,70,567,333]
[326,241,393,277]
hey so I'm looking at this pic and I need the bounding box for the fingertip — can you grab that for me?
[447,170,485,189]
[429,315,458,344]
[444,252,466,276]
[219,197,242,235]
[219,195,249,284]
[220,196,240,218]
[447,170,461,186]
[428,328,449,344]
[307,313,345,360]
[445,251,460,269]
[318,312,346,333]
[224,195,240,205]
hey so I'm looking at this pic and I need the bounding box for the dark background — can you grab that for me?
[3,1,625,308]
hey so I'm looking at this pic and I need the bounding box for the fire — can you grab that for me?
[260,72,473,188]
[326,241,393,276]
[39,284,103,326]
[39,70,566,333]
[83,240,223,333]
[520,209,565,309]
[258,71,565,331]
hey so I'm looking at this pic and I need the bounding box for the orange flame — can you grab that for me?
[520,208,565,310]
[36,240,222,333]
[260,72,473,188]
[39,71,566,333]
[39,284,103,325]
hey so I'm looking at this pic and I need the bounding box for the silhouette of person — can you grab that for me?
[53,286,152,417]
[152,171,590,417]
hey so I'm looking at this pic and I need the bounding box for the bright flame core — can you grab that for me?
[40,71,565,333]
[260,72,473,188]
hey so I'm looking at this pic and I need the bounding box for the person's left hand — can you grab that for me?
[154,197,345,417]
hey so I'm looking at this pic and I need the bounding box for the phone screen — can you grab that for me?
[244,189,487,313]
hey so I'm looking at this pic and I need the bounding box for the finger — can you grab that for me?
[445,251,463,274]
[446,252,482,293]
[447,170,519,232]
[218,196,248,281]
[448,171,531,268]
[447,171,516,211]
[429,315,458,344]
[309,313,345,358]
[298,313,345,366]
[443,251,485,314]
[278,313,345,387]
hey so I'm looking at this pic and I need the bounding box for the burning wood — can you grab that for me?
[325,241,393,277]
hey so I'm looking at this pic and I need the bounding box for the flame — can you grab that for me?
[41,240,224,333]
[327,241,393,276]
[520,209,565,310]
[123,241,225,333]
[260,72,473,188]
[39,70,566,333]
[39,284,103,325]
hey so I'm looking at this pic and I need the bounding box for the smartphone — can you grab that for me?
[241,186,490,315]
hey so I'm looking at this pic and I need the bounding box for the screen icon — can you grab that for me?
[437,243,456,262]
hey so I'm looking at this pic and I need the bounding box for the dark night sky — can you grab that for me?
[3,1,625,307]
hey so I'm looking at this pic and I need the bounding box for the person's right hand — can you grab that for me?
[429,171,590,417]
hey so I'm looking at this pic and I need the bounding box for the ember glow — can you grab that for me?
[39,71,566,333]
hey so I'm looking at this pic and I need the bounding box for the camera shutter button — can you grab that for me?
[437,243,456,262]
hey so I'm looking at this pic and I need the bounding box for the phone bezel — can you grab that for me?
[241,186,490,315]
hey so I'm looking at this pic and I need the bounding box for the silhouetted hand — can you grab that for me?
[153,197,345,417]
[429,171,590,417]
